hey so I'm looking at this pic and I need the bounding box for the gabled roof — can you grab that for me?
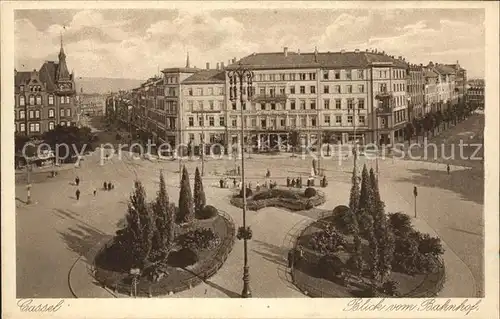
[14,71,32,89]
[434,64,456,75]
[227,50,408,70]
[39,61,59,91]
[182,70,225,84]
[424,69,438,78]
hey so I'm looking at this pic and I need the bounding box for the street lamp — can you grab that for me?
[228,63,254,298]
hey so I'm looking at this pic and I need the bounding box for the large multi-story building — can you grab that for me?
[109,48,471,150]
[225,48,409,147]
[446,61,467,104]
[467,85,484,109]
[407,64,425,119]
[15,39,76,136]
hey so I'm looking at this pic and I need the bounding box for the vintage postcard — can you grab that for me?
[1,1,498,318]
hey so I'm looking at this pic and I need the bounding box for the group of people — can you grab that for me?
[103,181,115,191]
[286,177,303,188]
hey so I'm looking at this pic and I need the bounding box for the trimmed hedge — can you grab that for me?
[238,188,253,198]
[196,205,218,220]
[304,187,317,198]
[230,187,326,211]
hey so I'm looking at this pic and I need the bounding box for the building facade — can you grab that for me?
[467,86,484,109]
[226,48,409,148]
[14,39,76,136]
[108,48,469,151]
[407,64,425,119]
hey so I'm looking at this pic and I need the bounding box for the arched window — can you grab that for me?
[60,96,65,104]
[48,109,55,118]
[29,95,35,105]
[48,95,54,105]
[36,95,42,105]
[49,121,55,130]
[19,95,25,106]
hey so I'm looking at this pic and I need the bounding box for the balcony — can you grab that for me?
[252,93,288,103]
[376,106,392,116]
[375,91,393,100]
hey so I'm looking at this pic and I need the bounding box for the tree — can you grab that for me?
[404,123,414,144]
[370,168,395,282]
[193,167,206,216]
[365,214,379,281]
[357,165,373,235]
[177,166,194,224]
[347,165,360,234]
[116,180,155,269]
[152,170,175,260]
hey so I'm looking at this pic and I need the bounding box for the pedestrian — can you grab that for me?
[93,189,97,196]
[291,178,296,188]
[219,178,224,188]
[75,176,80,186]
[266,169,271,178]
[256,181,260,192]
[286,177,290,187]
[110,182,114,190]
[447,164,450,175]
[75,189,81,201]
[233,178,237,188]
[237,166,241,176]
[103,182,107,190]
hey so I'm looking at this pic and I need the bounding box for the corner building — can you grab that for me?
[14,39,77,136]
[225,48,409,148]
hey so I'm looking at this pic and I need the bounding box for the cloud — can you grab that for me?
[15,10,485,79]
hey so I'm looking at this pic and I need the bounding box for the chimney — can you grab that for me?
[354,49,360,53]
[221,62,225,69]
[216,62,220,70]
[284,47,288,57]
[206,62,210,70]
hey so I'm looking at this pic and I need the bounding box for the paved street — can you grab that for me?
[16,118,484,298]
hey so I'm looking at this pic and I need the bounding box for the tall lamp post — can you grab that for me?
[229,64,254,298]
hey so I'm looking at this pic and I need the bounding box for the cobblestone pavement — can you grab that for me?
[16,124,484,298]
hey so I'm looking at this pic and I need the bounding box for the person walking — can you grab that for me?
[266,169,271,178]
[93,189,97,196]
[447,164,450,175]
[286,177,291,187]
[75,189,81,201]
[104,182,108,190]
[75,176,80,186]
[233,178,237,188]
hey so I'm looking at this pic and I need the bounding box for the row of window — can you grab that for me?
[17,95,71,106]
[18,85,43,92]
[187,87,225,96]
[256,83,366,96]
[394,110,408,124]
[231,98,366,111]
[15,121,71,133]
[16,108,72,119]
[256,70,368,82]
[187,114,367,128]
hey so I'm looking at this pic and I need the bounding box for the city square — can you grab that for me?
[15,113,483,298]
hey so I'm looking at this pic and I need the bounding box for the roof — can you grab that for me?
[434,64,456,75]
[424,69,438,78]
[161,67,200,74]
[182,70,225,84]
[14,71,32,88]
[226,50,408,70]
[39,61,59,91]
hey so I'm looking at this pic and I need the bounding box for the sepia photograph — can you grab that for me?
[2,1,499,319]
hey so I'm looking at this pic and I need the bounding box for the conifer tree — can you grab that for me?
[347,165,360,233]
[121,180,154,268]
[358,164,374,235]
[177,166,194,224]
[365,214,379,281]
[152,170,175,257]
[193,167,206,217]
[370,168,395,281]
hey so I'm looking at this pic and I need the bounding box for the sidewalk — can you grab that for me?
[411,218,477,297]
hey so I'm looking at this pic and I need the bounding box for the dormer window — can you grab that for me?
[20,85,24,92]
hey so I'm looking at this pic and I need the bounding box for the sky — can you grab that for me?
[14,8,485,80]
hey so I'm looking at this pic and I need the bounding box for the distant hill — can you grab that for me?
[75,77,145,95]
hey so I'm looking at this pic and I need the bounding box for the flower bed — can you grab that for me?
[93,210,236,297]
[291,208,446,298]
[230,187,326,211]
